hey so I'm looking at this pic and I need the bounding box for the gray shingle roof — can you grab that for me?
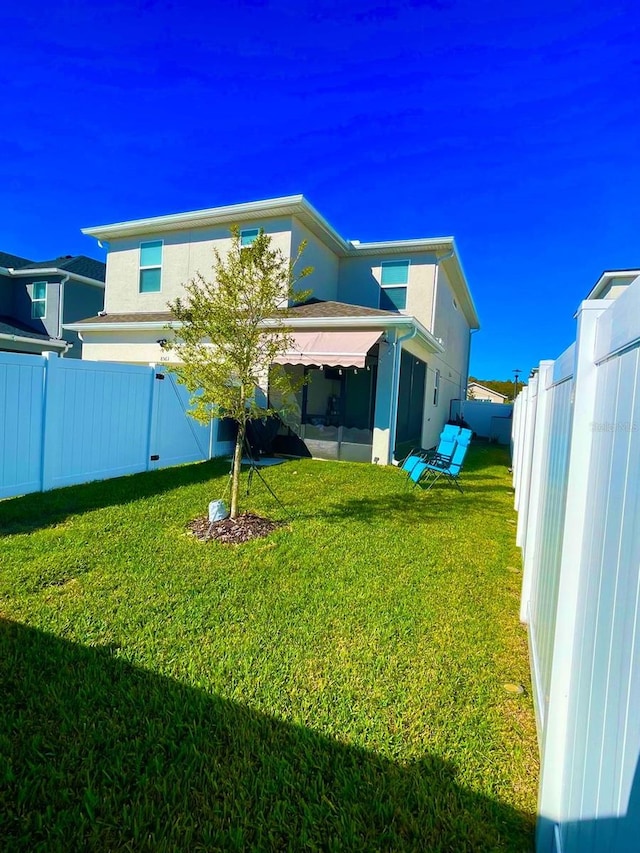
[287,300,398,319]
[0,315,57,341]
[17,255,105,281]
[0,251,105,282]
[73,300,399,326]
[0,251,33,268]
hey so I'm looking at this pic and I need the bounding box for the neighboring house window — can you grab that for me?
[139,240,163,293]
[240,228,260,247]
[379,260,409,310]
[433,369,440,406]
[31,281,47,318]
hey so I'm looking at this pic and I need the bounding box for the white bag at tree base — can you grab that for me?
[208,500,229,522]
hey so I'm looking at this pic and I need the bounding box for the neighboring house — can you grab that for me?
[586,268,640,300]
[467,381,508,403]
[0,251,105,357]
[68,195,480,464]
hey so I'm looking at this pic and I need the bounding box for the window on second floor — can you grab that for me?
[379,260,409,311]
[139,240,163,293]
[31,281,47,319]
[240,228,260,247]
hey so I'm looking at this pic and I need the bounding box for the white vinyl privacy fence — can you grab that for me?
[512,277,640,853]
[0,352,234,500]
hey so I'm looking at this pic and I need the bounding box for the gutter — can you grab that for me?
[6,267,105,289]
[0,332,67,350]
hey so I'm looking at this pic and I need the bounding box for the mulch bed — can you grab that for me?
[187,512,283,544]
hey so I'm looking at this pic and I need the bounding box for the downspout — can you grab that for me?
[57,275,70,354]
[387,324,418,463]
[459,327,479,421]
[430,248,455,332]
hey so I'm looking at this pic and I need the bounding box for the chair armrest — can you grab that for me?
[424,452,452,469]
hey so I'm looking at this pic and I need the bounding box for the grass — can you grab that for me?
[0,444,537,851]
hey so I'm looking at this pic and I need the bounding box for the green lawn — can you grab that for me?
[0,445,537,851]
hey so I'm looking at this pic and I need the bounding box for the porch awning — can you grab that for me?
[272,330,382,368]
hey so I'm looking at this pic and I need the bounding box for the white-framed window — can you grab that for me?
[433,369,440,406]
[31,281,47,319]
[240,227,260,247]
[379,259,409,310]
[139,240,163,293]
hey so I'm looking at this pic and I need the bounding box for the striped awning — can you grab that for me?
[273,330,382,368]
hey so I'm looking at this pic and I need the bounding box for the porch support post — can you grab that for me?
[372,333,398,464]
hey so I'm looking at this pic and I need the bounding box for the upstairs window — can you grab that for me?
[379,260,409,310]
[31,281,47,318]
[139,240,163,293]
[240,228,260,247]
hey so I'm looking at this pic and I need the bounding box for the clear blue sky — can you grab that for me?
[1,0,638,379]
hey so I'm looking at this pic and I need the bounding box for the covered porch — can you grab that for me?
[268,325,435,464]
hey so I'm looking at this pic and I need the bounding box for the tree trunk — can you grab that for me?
[230,418,246,519]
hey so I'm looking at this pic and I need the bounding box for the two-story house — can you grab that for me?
[68,196,480,464]
[0,252,105,357]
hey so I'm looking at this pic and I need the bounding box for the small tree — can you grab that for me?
[166,227,312,518]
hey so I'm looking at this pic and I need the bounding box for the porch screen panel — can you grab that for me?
[395,351,427,452]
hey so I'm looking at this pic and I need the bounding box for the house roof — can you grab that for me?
[65,299,445,354]
[0,315,65,347]
[80,195,479,328]
[72,300,402,326]
[0,251,32,268]
[288,300,398,319]
[0,251,106,286]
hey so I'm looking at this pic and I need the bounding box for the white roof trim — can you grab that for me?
[3,267,105,288]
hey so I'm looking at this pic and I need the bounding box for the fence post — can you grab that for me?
[536,300,608,851]
[516,373,539,548]
[520,361,554,623]
[40,351,59,492]
[146,364,160,471]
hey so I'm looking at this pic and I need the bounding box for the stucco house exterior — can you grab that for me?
[0,251,105,357]
[67,196,479,464]
[467,381,508,403]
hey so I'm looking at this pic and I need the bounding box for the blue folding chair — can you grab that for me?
[399,425,461,478]
[416,429,472,493]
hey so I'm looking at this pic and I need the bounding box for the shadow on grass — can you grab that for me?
[0,618,534,852]
[0,459,232,536]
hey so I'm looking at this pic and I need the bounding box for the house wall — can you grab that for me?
[290,217,339,302]
[337,253,438,328]
[11,276,62,339]
[104,216,294,314]
[468,384,506,403]
[81,329,174,364]
[62,281,105,358]
[0,273,13,311]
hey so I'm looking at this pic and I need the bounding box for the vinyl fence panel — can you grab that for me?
[0,353,226,500]
[0,352,44,499]
[512,276,640,853]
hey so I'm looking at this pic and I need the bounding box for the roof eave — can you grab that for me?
[82,196,352,257]
[5,267,105,288]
